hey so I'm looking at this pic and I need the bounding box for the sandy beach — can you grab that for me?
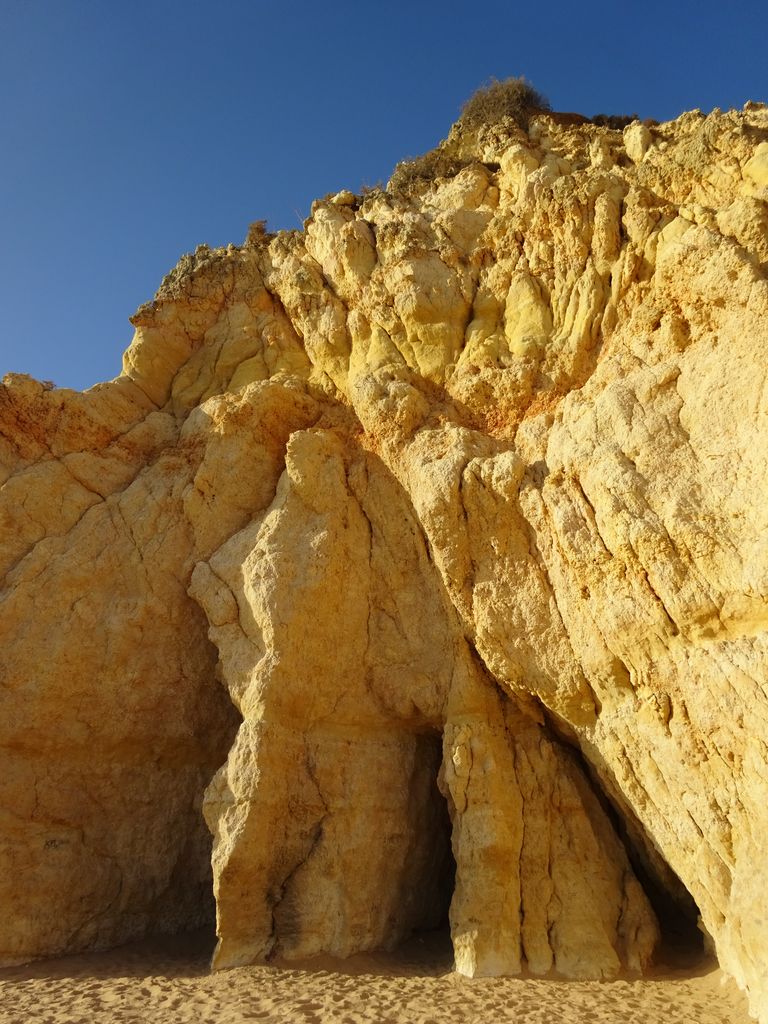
[0,929,752,1024]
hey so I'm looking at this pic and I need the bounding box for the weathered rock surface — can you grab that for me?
[2,103,767,1018]
[191,430,657,976]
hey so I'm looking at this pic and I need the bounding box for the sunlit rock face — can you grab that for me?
[2,103,767,1019]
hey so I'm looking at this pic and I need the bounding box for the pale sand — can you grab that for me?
[0,929,752,1024]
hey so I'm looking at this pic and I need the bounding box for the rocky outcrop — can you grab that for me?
[190,431,657,976]
[1,103,767,1018]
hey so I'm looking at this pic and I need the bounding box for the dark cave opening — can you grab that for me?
[530,704,708,972]
[596,795,709,969]
[634,855,709,971]
[580,764,708,970]
[589,781,709,970]
[397,729,456,964]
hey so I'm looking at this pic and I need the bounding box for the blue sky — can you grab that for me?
[1,0,765,391]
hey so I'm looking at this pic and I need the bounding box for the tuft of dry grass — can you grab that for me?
[244,220,274,248]
[388,77,550,193]
[388,151,470,192]
[459,76,550,131]
[591,112,640,129]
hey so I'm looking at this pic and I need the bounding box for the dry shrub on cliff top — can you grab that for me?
[592,112,640,129]
[389,77,549,193]
[459,76,550,131]
[389,151,470,192]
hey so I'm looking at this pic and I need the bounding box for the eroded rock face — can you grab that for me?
[190,430,657,976]
[2,103,767,1018]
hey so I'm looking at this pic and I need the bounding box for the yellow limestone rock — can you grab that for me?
[2,101,768,1019]
[190,430,656,974]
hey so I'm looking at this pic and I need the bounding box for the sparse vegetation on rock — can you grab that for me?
[458,75,551,131]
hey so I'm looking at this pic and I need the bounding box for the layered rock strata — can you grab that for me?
[1,103,767,1018]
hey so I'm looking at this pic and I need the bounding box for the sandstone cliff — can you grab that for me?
[2,101,767,1019]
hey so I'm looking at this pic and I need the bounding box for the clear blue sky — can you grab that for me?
[1,0,765,391]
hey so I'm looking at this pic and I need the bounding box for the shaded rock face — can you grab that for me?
[1,104,767,1017]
